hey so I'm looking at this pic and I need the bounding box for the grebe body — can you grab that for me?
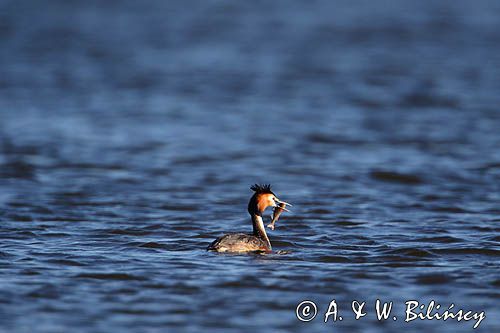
[207,233,269,253]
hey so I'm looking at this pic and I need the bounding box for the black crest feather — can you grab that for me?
[250,184,273,194]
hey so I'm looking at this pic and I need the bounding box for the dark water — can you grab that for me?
[1,0,499,332]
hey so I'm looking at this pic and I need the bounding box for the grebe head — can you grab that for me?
[248,184,291,215]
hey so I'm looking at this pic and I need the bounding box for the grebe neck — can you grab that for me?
[251,213,271,249]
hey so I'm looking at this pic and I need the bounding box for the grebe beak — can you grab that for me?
[276,199,292,213]
[276,200,292,208]
[277,205,291,213]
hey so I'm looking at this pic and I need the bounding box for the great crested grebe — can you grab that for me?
[207,184,291,253]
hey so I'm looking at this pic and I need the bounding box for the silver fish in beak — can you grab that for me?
[267,200,291,230]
